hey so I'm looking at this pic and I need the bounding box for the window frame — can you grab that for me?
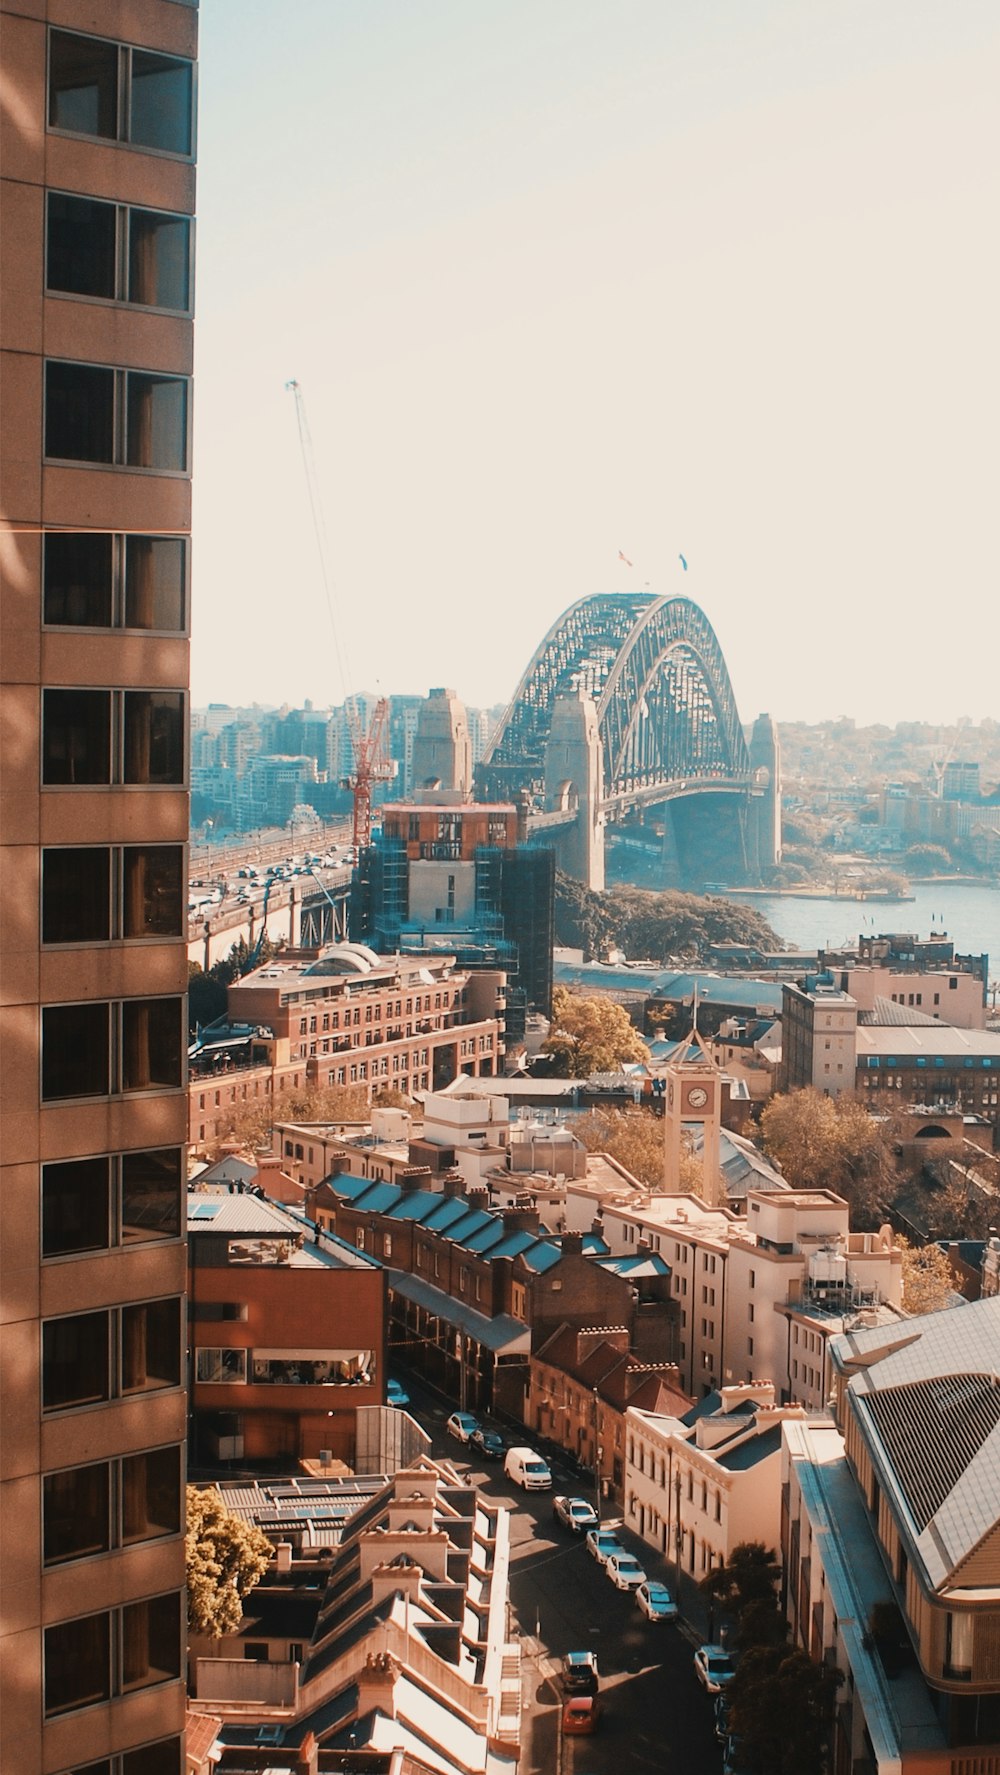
[44,358,192,476]
[41,688,187,789]
[41,1146,184,1260]
[45,190,194,316]
[40,997,186,1103]
[42,844,186,945]
[42,1443,183,1567]
[43,1591,183,1719]
[42,1300,183,1417]
[47,27,196,160]
[43,531,189,635]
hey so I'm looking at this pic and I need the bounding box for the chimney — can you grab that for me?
[442,1173,465,1199]
[296,1733,319,1775]
[398,1167,432,1195]
[275,1541,293,1572]
[357,1649,400,1719]
[560,1230,583,1257]
[502,1205,540,1235]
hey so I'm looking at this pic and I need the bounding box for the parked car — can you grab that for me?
[585,1529,624,1567]
[562,1694,602,1735]
[386,1378,410,1409]
[446,1411,479,1444]
[694,1644,736,1694]
[470,1426,505,1460]
[636,1579,678,1622]
[503,1447,553,1490]
[553,1495,599,1534]
[560,1651,599,1696]
[606,1552,647,1591]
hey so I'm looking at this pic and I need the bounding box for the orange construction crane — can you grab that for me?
[286,379,391,852]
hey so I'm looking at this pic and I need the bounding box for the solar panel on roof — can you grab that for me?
[189,1202,221,1219]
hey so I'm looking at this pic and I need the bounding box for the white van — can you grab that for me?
[503,1446,553,1491]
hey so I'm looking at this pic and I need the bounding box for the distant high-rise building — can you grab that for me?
[0,3,195,1767]
[942,759,980,802]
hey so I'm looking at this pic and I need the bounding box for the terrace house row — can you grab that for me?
[314,1171,677,1418]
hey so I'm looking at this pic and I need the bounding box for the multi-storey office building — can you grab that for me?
[0,4,196,1770]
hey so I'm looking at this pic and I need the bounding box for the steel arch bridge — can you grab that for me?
[481,593,753,813]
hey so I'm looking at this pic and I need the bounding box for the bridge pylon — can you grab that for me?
[543,692,605,892]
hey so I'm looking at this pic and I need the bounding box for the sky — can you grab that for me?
[191,0,998,727]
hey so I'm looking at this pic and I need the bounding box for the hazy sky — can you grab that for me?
[192,1,997,727]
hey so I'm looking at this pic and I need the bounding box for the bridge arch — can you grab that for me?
[482,593,750,804]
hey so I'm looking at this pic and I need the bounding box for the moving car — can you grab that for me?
[606,1552,647,1591]
[636,1579,678,1622]
[470,1426,505,1460]
[446,1411,479,1444]
[562,1695,602,1735]
[560,1651,599,1696]
[386,1378,410,1409]
[553,1495,599,1534]
[694,1643,736,1694]
[585,1529,624,1567]
[503,1447,553,1491]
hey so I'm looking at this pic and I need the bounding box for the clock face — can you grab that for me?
[686,1086,709,1110]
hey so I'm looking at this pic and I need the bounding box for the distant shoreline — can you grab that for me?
[723,886,916,903]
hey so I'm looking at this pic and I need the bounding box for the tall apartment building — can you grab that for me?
[0,5,196,1771]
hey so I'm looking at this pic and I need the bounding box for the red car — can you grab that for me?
[562,1694,602,1735]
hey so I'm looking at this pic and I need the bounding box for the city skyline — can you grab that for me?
[192,0,996,728]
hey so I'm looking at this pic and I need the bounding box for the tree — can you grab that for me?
[541,986,649,1077]
[205,1081,373,1159]
[898,1236,955,1314]
[727,1643,842,1775]
[700,1540,781,1620]
[553,872,779,965]
[760,1089,898,1227]
[186,1485,273,1638]
[576,1105,703,1191]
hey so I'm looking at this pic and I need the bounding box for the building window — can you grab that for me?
[49,29,194,155]
[45,532,186,631]
[44,1592,182,1717]
[43,1300,181,1413]
[46,192,192,311]
[45,361,189,471]
[42,689,185,785]
[195,1348,247,1384]
[44,1146,179,1255]
[43,1445,181,1566]
[42,997,183,1101]
[42,845,183,942]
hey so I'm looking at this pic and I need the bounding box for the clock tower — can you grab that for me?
[662,1026,723,1206]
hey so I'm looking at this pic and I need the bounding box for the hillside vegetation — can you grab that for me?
[555,873,781,965]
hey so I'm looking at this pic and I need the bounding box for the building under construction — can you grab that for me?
[351,803,554,1044]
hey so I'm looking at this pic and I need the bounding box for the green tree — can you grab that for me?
[700,1540,781,1620]
[760,1089,898,1227]
[205,1081,373,1159]
[541,986,649,1077]
[186,1485,273,1638]
[553,873,779,965]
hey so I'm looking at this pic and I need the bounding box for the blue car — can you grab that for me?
[386,1377,410,1408]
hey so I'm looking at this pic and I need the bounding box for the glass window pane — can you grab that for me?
[43,1462,111,1564]
[42,689,112,785]
[122,1146,182,1242]
[124,537,185,631]
[121,1591,182,1691]
[41,1002,110,1100]
[44,1610,111,1714]
[42,1155,111,1257]
[196,1347,246,1383]
[47,193,117,298]
[125,373,187,471]
[121,998,183,1091]
[122,1445,182,1543]
[43,1311,109,1411]
[129,52,193,154]
[121,1298,181,1394]
[123,1740,182,1775]
[128,210,190,310]
[45,362,115,463]
[43,532,114,626]
[123,692,184,785]
[42,847,111,943]
[48,31,118,139]
[123,846,184,938]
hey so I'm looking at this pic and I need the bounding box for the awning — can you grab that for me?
[388,1270,530,1355]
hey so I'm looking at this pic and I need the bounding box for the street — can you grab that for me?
[410,1382,725,1775]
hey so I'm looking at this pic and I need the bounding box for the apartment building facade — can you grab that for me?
[0,3,196,1769]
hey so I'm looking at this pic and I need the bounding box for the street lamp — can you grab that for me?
[592,1387,602,1526]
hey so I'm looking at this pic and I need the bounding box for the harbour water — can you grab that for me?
[739,880,1000,978]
